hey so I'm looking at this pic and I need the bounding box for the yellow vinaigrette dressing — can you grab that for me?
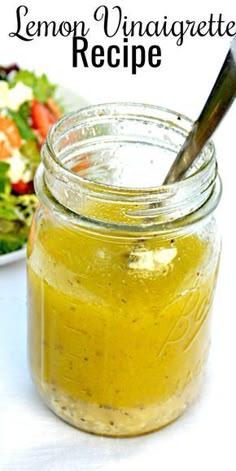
[27,104,221,436]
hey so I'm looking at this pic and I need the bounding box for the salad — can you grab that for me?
[0,65,62,255]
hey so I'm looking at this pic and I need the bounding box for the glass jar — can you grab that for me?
[27,103,221,437]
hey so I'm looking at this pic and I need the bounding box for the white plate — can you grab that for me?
[56,87,89,113]
[0,246,26,266]
[0,89,89,266]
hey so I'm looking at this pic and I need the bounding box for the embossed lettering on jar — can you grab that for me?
[27,103,221,437]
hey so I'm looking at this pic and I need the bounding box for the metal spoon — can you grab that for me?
[164,37,236,185]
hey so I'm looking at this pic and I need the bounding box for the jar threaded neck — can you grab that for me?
[37,103,221,231]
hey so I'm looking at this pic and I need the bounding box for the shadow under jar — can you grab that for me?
[27,103,221,437]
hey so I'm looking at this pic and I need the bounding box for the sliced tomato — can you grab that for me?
[0,116,22,159]
[31,99,57,140]
[11,180,34,195]
[73,159,90,173]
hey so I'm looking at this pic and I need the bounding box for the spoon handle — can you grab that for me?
[164,39,236,184]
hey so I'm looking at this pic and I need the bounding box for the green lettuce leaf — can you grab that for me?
[7,109,36,140]
[0,193,38,254]
[10,70,56,103]
[0,161,10,175]
[21,140,40,163]
[0,234,26,254]
[18,101,31,121]
[0,162,11,196]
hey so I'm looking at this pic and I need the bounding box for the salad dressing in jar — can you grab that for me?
[27,104,221,437]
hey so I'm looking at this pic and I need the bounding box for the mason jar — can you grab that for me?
[27,103,221,437]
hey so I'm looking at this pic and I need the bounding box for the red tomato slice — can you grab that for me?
[11,180,34,195]
[31,99,57,140]
[73,159,90,173]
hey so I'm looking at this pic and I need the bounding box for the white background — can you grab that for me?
[0,0,236,470]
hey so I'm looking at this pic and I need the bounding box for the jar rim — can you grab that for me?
[45,102,215,193]
[38,103,221,231]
